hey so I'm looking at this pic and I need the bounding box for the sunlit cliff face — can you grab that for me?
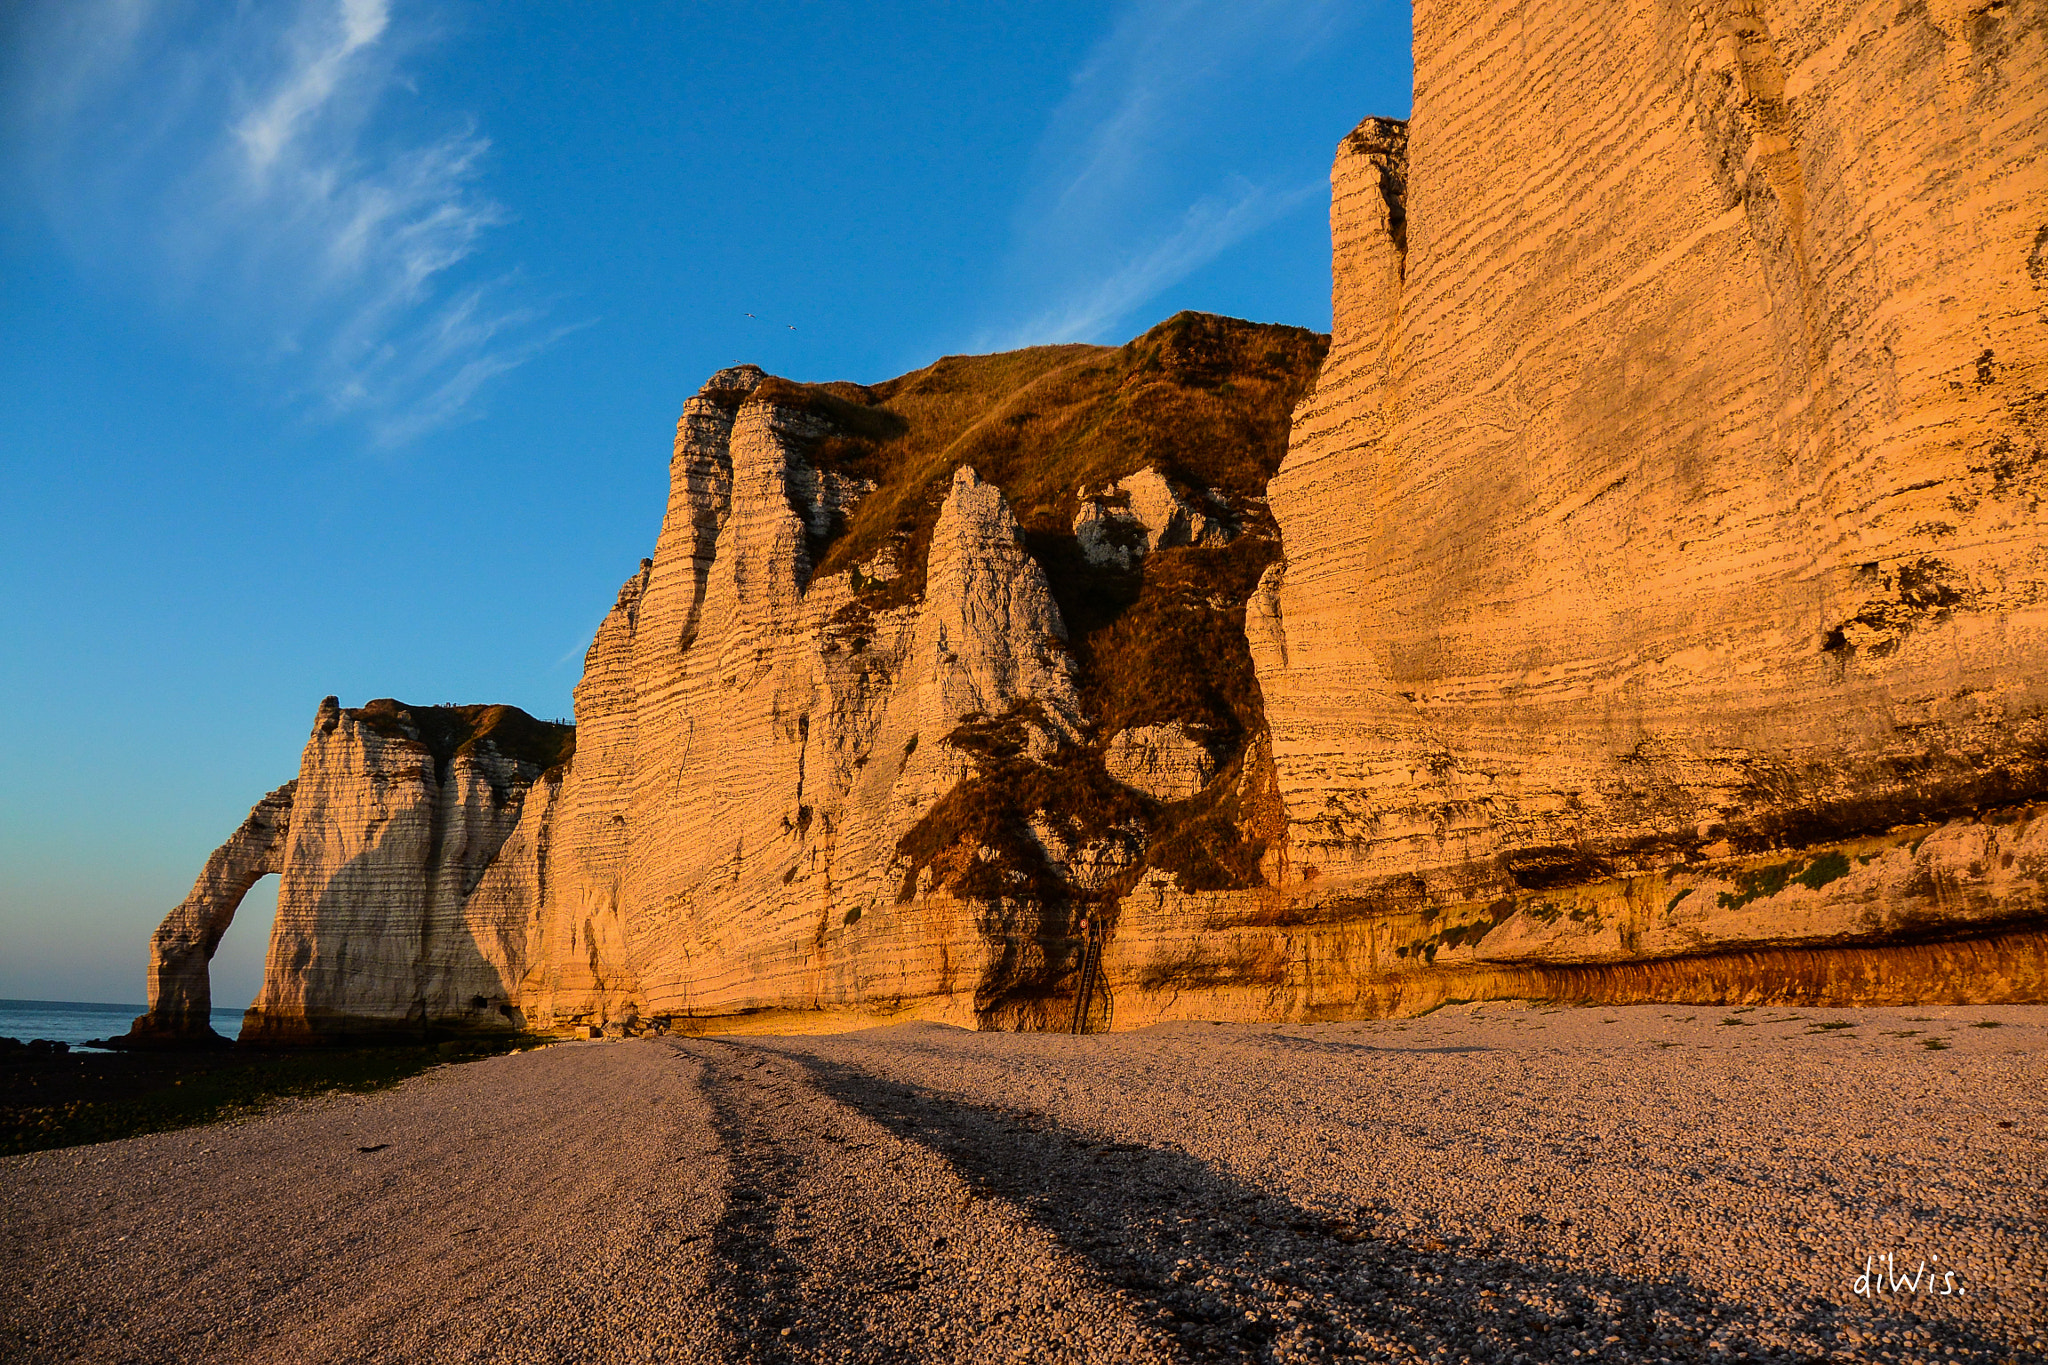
[126,0,2048,1044]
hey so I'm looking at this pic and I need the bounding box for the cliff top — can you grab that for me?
[742,311,1325,583]
[340,698,576,773]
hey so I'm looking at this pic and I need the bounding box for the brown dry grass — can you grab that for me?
[759,312,1323,576]
[350,700,575,773]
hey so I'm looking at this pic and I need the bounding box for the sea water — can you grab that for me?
[0,1000,245,1049]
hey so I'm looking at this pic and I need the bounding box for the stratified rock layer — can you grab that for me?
[132,0,2047,1037]
[1252,3,2048,912]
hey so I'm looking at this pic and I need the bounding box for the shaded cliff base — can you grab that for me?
[590,799,2048,1037]
[648,928,2046,1039]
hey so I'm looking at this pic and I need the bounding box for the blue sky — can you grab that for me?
[0,0,1411,1009]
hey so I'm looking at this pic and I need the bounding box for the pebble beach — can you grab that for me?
[2,1003,2041,1363]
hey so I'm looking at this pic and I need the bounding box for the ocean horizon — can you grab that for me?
[0,999,245,1049]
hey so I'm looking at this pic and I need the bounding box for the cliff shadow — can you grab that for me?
[764,1047,2015,1364]
[241,845,526,1044]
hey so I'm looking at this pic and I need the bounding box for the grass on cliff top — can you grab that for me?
[769,312,1325,581]
[350,699,576,773]
[0,1037,548,1156]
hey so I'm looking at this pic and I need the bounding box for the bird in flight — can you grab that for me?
[744,312,756,318]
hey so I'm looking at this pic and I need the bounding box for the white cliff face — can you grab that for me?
[237,699,568,1042]
[1103,724,1216,803]
[1073,468,1233,570]
[1253,0,2048,901]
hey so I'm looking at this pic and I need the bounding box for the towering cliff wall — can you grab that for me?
[126,0,2047,1042]
[1248,0,2048,942]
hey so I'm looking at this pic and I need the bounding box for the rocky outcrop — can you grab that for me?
[1073,468,1233,570]
[118,783,296,1045]
[115,699,572,1045]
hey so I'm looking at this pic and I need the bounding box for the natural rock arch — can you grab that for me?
[118,782,295,1045]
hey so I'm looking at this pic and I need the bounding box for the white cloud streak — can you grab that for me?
[4,0,554,444]
[980,0,1352,349]
[992,180,1320,349]
[234,0,390,179]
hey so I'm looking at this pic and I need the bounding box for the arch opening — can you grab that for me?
[113,781,294,1048]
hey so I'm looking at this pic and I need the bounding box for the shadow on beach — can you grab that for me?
[771,1045,2015,1365]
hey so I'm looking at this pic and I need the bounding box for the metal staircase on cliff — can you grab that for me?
[1069,932,1103,1035]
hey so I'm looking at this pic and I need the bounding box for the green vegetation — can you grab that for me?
[0,1037,545,1156]
[1715,849,1854,911]
[1808,1020,1856,1033]
[1921,1038,1951,1051]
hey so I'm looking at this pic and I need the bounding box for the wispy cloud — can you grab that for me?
[991,180,1320,349]
[978,0,1355,349]
[3,0,556,443]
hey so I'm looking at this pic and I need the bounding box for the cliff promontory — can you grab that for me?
[124,0,2045,1044]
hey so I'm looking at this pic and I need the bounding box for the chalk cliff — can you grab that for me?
[512,318,1323,1036]
[124,0,2047,1043]
[126,701,572,1043]
[124,783,295,1045]
[1247,0,2048,972]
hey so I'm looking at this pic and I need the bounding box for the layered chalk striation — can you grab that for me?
[124,0,2048,1040]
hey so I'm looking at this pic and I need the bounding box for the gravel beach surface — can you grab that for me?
[2,1004,2041,1364]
